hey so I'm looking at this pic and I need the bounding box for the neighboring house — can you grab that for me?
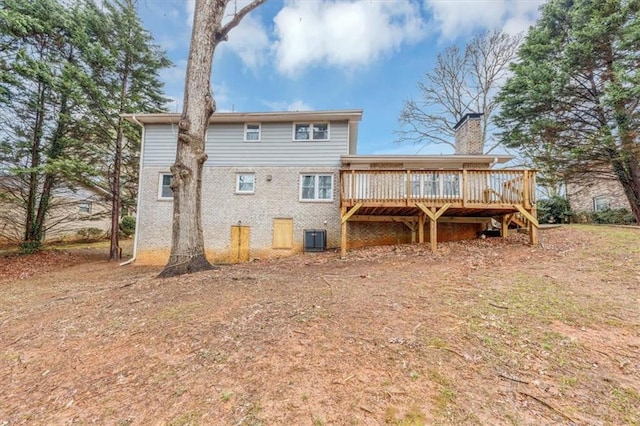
[0,176,111,244]
[566,174,630,215]
[125,111,538,265]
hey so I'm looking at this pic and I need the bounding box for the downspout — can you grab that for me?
[490,157,499,168]
[120,115,144,266]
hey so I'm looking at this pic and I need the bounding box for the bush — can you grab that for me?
[537,196,572,224]
[119,215,136,238]
[590,208,636,225]
[76,227,105,242]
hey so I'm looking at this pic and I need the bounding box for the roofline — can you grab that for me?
[122,109,363,125]
[341,155,513,165]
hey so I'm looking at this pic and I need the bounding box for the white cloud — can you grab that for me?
[225,14,270,69]
[262,99,313,112]
[424,0,546,40]
[273,0,427,76]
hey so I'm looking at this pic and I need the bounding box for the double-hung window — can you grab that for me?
[300,174,333,201]
[159,173,173,199]
[294,123,329,141]
[593,195,609,211]
[244,123,260,141]
[236,173,255,194]
[78,201,92,214]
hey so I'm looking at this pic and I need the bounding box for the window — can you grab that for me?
[593,196,609,211]
[300,174,333,201]
[244,123,260,141]
[236,173,255,194]
[159,173,173,199]
[78,202,91,214]
[294,123,329,141]
[409,172,461,198]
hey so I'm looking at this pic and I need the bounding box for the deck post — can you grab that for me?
[529,206,539,246]
[418,213,425,243]
[340,206,347,258]
[501,214,512,238]
[429,207,437,253]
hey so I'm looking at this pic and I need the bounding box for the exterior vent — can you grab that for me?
[303,229,326,252]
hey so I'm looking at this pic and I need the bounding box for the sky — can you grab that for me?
[135,0,546,155]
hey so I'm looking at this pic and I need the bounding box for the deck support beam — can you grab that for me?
[418,213,425,243]
[416,203,451,252]
[340,203,363,258]
[501,214,514,238]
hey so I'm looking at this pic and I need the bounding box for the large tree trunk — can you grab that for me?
[110,119,123,261]
[157,0,265,278]
[157,0,225,277]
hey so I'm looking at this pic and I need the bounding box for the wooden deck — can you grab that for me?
[339,169,538,256]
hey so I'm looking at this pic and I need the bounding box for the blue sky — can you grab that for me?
[136,0,546,155]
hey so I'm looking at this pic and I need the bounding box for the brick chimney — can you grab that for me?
[454,113,483,154]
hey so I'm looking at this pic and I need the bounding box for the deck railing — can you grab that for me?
[340,169,536,208]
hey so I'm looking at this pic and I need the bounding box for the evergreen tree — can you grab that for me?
[77,0,171,260]
[496,0,640,222]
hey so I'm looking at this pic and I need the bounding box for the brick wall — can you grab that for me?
[566,177,629,213]
[136,166,342,265]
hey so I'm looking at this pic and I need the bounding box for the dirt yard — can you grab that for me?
[1,226,638,425]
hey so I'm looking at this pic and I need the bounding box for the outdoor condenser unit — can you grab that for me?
[303,229,326,252]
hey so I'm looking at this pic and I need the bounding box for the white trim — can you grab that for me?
[299,173,334,202]
[293,122,330,141]
[244,123,261,142]
[235,173,255,194]
[158,172,173,200]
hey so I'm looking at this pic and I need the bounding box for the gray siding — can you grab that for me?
[142,121,350,167]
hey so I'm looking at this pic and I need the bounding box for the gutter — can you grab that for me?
[120,115,145,266]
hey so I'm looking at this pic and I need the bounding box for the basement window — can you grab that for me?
[593,196,609,211]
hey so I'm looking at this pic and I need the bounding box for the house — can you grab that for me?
[124,111,538,265]
[0,176,111,244]
[566,173,630,216]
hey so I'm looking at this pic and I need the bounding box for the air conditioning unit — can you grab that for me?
[303,229,326,252]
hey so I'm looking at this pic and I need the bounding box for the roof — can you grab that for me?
[341,155,513,167]
[122,109,364,125]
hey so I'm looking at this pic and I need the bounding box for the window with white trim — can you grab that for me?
[593,195,609,211]
[236,173,255,194]
[158,173,173,199]
[300,174,333,201]
[78,201,92,214]
[244,123,260,141]
[294,123,329,141]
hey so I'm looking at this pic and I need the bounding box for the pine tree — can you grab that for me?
[497,0,640,222]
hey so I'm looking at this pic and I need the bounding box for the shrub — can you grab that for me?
[537,196,572,224]
[590,208,636,225]
[76,227,105,242]
[119,215,136,238]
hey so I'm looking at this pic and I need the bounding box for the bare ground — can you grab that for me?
[1,226,639,425]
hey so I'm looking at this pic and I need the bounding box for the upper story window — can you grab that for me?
[78,201,92,214]
[244,123,261,141]
[158,173,173,200]
[593,195,609,211]
[236,173,255,194]
[300,174,333,201]
[294,123,329,141]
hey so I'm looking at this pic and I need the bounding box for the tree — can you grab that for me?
[496,0,640,223]
[397,29,522,153]
[158,0,266,277]
[0,0,92,252]
[77,0,171,261]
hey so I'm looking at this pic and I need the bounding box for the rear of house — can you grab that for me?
[127,110,362,265]
[128,110,538,265]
